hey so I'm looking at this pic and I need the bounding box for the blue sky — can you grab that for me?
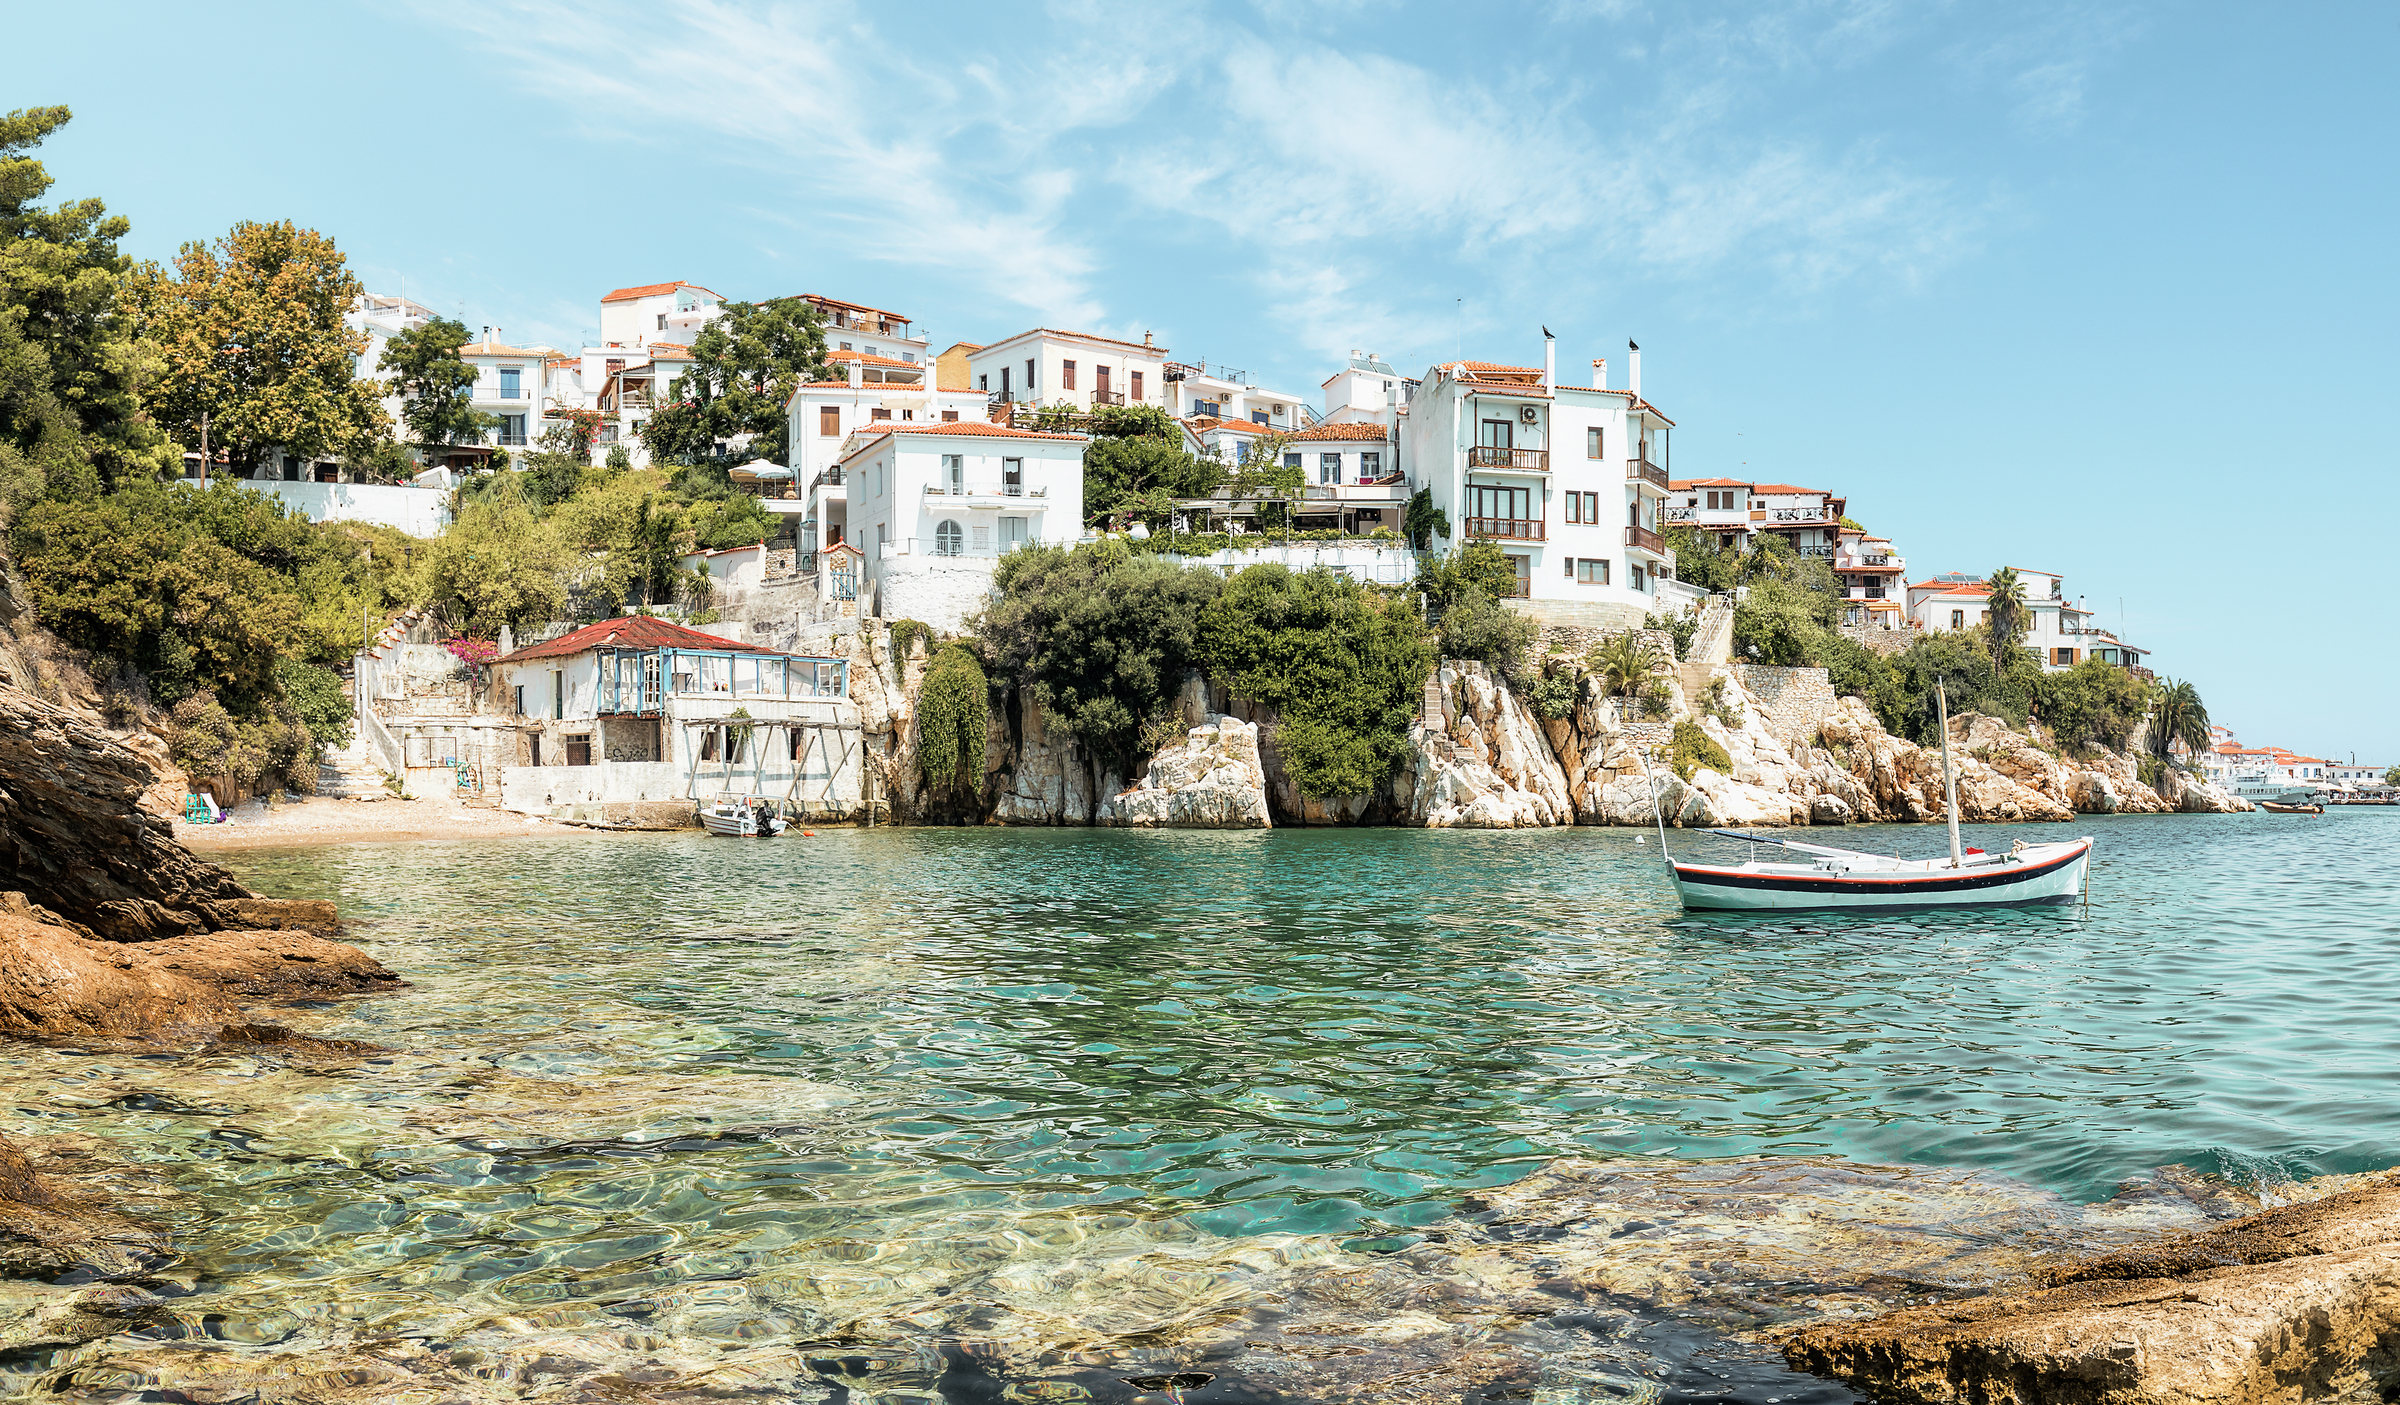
[10,1,2396,758]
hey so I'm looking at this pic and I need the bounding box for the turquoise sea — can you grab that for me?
[10,809,2397,1399]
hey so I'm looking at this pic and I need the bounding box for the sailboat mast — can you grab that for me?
[1937,680,1963,868]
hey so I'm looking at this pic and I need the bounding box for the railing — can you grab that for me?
[489,385,527,401]
[1625,457,1668,490]
[1466,446,1548,471]
[1663,506,1696,522]
[1192,400,1220,418]
[1862,553,1889,565]
[926,482,1047,499]
[1625,524,1664,555]
[988,390,1019,405]
[1846,586,1888,599]
[1090,391,1127,406]
[1798,544,1833,557]
[498,434,528,446]
[1771,508,1828,521]
[809,466,845,492]
[1468,517,1545,541]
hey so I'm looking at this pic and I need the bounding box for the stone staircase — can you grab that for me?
[1675,594,1737,710]
[317,748,390,800]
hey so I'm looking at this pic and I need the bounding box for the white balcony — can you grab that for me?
[924,482,1049,511]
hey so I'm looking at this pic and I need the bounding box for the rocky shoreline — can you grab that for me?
[813,619,2248,828]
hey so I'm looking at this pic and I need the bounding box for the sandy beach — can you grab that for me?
[172,795,610,849]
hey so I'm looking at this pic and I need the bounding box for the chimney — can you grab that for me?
[1143,331,1155,348]
[1591,358,1606,390]
[499,624,514,656]
[1628,340,1643,399]
[848,357,862,389]
[1543,332,1555,391]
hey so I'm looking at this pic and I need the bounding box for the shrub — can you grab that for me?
[1437,585,1534,680]
[1701,677,1744,728]
[887,619,931,681]
[274,658,353,750]
[1640,680,1672,719]
[917,644,990,796]
[1645,609,1698,660]
[1527,667,1579,721]
[1589,631,1667,701]
[1671,719,1732,782]
[2031,658,2150,756]
[1412,541,1518,611]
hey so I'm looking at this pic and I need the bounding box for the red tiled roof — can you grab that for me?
[1189,418,1272,435]
[493,616,783,664]
[602,280,719,303]
[826,350,922,369]
[789,293,911,321]
[1456,360,1544,375]
[979,327,1167,356]
[1670,477,1748,489]
[1290,421,1393,441]
[457,341,539,357]
[1910,578,1992,596]
[1752,483,1829,496]
[844,420,1087,451]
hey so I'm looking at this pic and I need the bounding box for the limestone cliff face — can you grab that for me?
[1388,661,1573,828]
[1097,716,1271,828]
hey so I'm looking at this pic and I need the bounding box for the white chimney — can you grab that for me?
[1543,332,1555,390]
[848,357,862,389]
[1628,341,1643,399]
[1591,358,1607,390]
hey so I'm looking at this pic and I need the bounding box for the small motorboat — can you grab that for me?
[700,798,788,837]
[1641,680,2093,913]
[2257,800,2323,815]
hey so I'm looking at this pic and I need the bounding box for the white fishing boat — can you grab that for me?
[1642,682,2093,913]
[700,799,788,838]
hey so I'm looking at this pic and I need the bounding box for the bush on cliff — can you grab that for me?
[1197,565,1433,799]
[1436,585,1534,681]
[1671,719,1733,782]
[2031,658,2150,755]
[917,644,991,799]
[978,542,1224,778]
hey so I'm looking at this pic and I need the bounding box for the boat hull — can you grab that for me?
[1671,841,2091,912]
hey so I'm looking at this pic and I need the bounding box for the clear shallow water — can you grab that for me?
[11,810,2400,1398]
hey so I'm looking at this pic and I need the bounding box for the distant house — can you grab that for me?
[836,421,1088,630]
[483,616,860,820]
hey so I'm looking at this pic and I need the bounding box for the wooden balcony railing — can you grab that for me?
[1624,524,1664,555]
[1090,390,1127,406]
[1467,446,1548,472]
[1625,457,1668,489]
[1469,517,1545,541]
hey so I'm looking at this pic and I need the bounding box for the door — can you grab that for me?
[1478,419,1514,449]
[1095,365,1111,400]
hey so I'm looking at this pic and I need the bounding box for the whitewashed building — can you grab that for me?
[1399,344,1675,624]
[599,280,724,351]
[967,328,1170,410]
[836,421,1089,630]
[1160,358,1312,431]
[785,356,992,565]
[1908,567,2150,672]
[794,295,928,367]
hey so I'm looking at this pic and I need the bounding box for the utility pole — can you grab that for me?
[198,411,210,487]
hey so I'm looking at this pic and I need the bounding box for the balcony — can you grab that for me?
[498,434,528,447]
[1625,524,1665,556]
[487,384,527,401]
[1862,553,1890,566]
[1846,586,1889,600]
[1663,506,1696,523]
[1625,457,1668,490]
[1192,399,1221,418]
[1467,446,1548,472]
[1798,544,1834,557]
[1468,517,1545,542]
[1770,508,1829,522]
[926,482,1047,507]
[1090,391,1127,407]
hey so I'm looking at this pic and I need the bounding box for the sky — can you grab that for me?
[8,1,2396,758]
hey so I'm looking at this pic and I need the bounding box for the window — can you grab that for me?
[1359,451,1381,479]
[552,671,564,718]
[2054,647,2077,666]
[840,341,853,351]
[565,735,592,767]
[999,516,1028,550]
[972,524,990,552]
[979,374,989,391]
[657,314,667,330]
[1025,358,1036,388]
[513,685,525,716]
[1479,419,1513,449]
[871,407,891,420]
[498,367,522,398]
[700,728,720,762]
[1576,558,1610,585]
[1468,485,1531,520]
[1319,452,1342,484]
[501,414,526,445]
[1002,457,1023,494]
[941,409,959,422]
[1631,565,1646,591]
[943,454,964,493]
[1565,491,1601,524]
[1062,359,1077,390]
[1283,452,1302,469]
[1587,427,1603,459]
[819,406,840,437]
[999,367,1010,396]
[901,409,913,421]
[865,345,878,356]
[935,520,963,556]
[1130,371,1144,401]
[1950,609,1966,629]
[1250,410,1269,425]
[1566,493,1581,524]
[903,352,916,363]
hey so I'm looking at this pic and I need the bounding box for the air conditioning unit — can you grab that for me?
[1518,404,1538,425]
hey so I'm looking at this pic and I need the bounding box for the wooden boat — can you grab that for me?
[2256,800,2323,815]
[1642,681,2093,913]
[700,799,788,837]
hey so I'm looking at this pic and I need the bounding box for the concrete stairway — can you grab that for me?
[317,748,389,799]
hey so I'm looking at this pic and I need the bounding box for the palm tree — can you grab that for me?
[1983,566,2028,671]
[1591,632,1666,700]
[2148,678,2211,763]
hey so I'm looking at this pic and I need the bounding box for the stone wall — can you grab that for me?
[876,556,1000,634]
[1534,624,1679,664]
[1839,623,1915,657]
[1730,664,1838,749]
[1504,598,1650,632]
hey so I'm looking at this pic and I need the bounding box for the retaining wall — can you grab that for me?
[1731,664,1837,748]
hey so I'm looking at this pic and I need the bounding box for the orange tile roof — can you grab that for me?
[1290,421,1393,441]
[1189,418,1271,435]
[789,293,911,321]
[648,343,695,361]
[494,615,785,664]
[1456,360,1544,375]
[1669,478,1748,489]
[981,327,1167,356]
[602,280,719,303]
[1910,578,1992,596]
[457,341,540,357]
[848,421,1087,444]
[826,350,922,369]
[1752,483,1830,496]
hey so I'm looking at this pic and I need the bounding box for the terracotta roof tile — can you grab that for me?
[980,327,1168,356]
[602,280,719,304]
[825,350,923,369]
[1290,421,1393,441]
[493,615,786,664]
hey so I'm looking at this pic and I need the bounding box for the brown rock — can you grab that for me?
[0,913,400,1042]
[1783,1173,2400,1405]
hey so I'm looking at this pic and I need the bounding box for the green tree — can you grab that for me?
[2147,677,2212,763]
[418,483,568,635]
[2384,765,2400,788]
[1412,540,1519,611]
[1660,527,1735,591]
[128,219,389,473]
[1084,431,1218,528]
[976,542,1224,783]
[1590,631,1667,700]
[1984,566,2029,671]
[2031,658,2151,754]
[377,315,486,447]
[1401,487,1449,549]
[0,105,176,507]
[1197,565,1433,802]
[639,297,833,466]
[1436,586,1534,680]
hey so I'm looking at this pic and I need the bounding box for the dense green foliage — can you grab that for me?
[1412,540,1519,610]
[377,316,484,447]
[1590,631,1667,700]
[1402,487,1448,549]
[1196,565,1433,800]
[1435,587,1533,680]
[639,297,833,467]
[916,644,990,798]
[1671,719,1733,781]
[274,658,353,750]
[2030,657,2151,754]
[1662,526,1735,591]
[1645,609,1697,659]
[887,619,930,681]
[2148,678,2211,762]
[979,542,1224,777]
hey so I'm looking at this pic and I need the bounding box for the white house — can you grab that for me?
[599,280,724,351]
[1907,574,1992,633]
[835,421,1088,629]
[1318,352,1414,426]
[792,295,928,367]
[1832,529,1908,630]
[1159,358,1312,431]
[967,328,1170,410]
[484,615,861,821]
[1909,567,2150,672]
[1399,344,1674,624]
[785,357,993,564]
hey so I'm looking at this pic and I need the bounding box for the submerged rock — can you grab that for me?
[0,909,399,1042]
[1782,1171,2400,1405]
